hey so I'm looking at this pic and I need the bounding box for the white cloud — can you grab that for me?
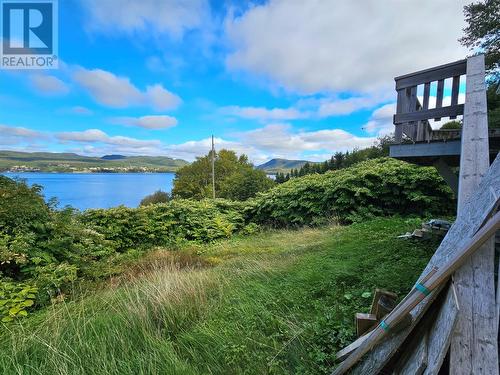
[30,75,69,96]
[220,105,308,121]
[72,67,182,110]
[225,0,468,94]
[81,0,210,40]
[166,136,280,165]
[363,103,396,136]
[239,123,376,155]
[111,115,178,129]
[3,121,378,165]
[317,93,394,117]
[56,129,162,149]
[220,94,395,122]
[145,84,182,111]
[0,124,47,146]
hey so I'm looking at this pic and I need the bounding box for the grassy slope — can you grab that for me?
[0,218,438,375]
[0,151,188,172]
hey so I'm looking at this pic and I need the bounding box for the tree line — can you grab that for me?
[275,135,392,183]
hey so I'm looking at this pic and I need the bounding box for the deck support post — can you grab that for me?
[433,158,458,195]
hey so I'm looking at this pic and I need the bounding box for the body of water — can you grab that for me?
[2,172,176,210]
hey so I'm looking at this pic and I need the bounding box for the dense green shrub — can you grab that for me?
[0,281,37,322]
[248,158,454,226]
[139,190,170,206]
[82,199,247,252]
[0,176,50,236]
[440,120,462,130]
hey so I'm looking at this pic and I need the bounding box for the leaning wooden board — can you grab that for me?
[334,153,500,375]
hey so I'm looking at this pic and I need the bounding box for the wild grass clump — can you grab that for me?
[0,256,222,375]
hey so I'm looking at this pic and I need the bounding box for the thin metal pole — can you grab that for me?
[211,135,215,199]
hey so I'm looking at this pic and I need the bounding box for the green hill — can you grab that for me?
[256,158,312,174]
[0,151,188,172]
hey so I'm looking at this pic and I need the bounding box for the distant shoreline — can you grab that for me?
[2,170,177,174]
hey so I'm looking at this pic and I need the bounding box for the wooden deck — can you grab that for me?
[390,129,500,167]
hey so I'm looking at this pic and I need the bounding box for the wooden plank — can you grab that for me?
[396,330,428,375]
[497,230,500,333]
[391,284,449,375]
[435,79,445,120]
[423,83,431,110]
[451,54,498,375]
[389,140,461,159]
[374,294,397,320]
[450,76,460,119]
[370,289,398,318]
[356,313,377,337]
[394,124,403,143]
[341,153,500,375]
[394,89,406,143]
[423,284,459,375]
[409,86,417,113]
[395,60,466,90]
[394,104,464,123]
[332,208,500,375]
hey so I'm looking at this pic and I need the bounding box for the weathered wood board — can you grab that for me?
[356,313,377,337]
[422,285,459,375]
[396,330,428,375]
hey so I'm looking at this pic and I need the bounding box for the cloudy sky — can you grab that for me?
[0,0,470,164]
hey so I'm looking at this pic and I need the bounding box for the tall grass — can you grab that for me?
[0,218,439,375]
[1,257,221,375]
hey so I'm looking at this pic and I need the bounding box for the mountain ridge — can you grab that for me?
[0,150,188,173]
[257,158,313,174]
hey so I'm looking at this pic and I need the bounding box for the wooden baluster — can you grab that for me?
[450,76,460,119]
[435,79,444,121]
[409,86,417,112]
[423,82,430,110]
[394,88,405,143]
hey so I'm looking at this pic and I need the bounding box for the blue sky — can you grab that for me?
[0,0,469,164]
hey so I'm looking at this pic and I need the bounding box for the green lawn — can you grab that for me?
[0,217,438,375]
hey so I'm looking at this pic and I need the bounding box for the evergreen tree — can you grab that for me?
[334,151,345,169]
[460,0,500,81]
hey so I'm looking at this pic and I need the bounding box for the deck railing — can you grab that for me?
[393,59,466,143]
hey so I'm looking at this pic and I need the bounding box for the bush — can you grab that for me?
[440,120,462,130]
[140,190,170,206]
[82,199,247,252]
[0,281,37,322]
[0,176,50,236]
[248,158,454,226]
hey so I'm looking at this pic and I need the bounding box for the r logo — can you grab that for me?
[2,1,53,55]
